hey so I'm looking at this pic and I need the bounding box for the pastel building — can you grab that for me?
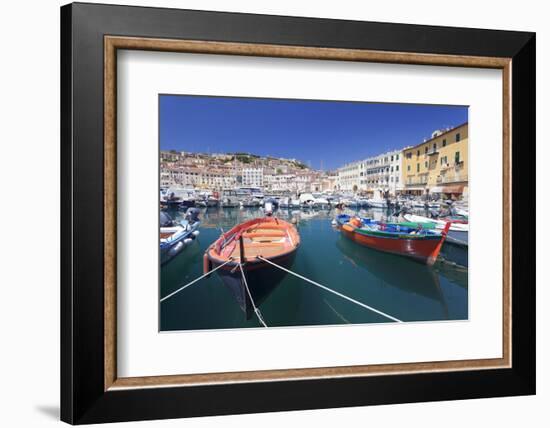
[242,168,264,187]
[402,122,468,197]
[363,149,403,196]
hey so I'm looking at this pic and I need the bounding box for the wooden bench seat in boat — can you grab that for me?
[242,231,286,238]
[229,244,289,259]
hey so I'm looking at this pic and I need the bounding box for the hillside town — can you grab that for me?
[161,122,468,200]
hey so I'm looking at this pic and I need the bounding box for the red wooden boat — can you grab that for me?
[340,217,451,266]
[204,217,300,318]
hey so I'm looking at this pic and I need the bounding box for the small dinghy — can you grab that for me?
[160,209,201,265]
[337,215,450,265]
[204,217,300,318]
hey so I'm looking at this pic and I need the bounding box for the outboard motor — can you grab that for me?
[160,211,174,227]
[265,197,279,209]
[398,205,410,216]
[428,208,439,219]
[185,207,201,224]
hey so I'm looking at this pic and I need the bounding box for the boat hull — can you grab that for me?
[160,222,200,265]
[180,199,195,208]
[404,213,468,232]
[440,241,468,267]
[209,251,297,319]
[368,201,388,209]
[341,224,446,265]
[445,230,468,246]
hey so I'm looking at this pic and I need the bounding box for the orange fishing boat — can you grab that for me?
[339,216,451,266]
[204,217,300,318]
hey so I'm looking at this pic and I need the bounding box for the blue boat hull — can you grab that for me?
[212,251,296,320]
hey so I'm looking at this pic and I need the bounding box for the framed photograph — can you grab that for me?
[61,2,535,424]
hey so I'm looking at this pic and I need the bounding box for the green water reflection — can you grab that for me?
[160,207,468,331]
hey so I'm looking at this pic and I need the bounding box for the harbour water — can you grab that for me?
[160,207,468,331]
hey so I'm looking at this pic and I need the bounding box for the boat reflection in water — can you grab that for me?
[160,206,468,331]
[335,235,450,318]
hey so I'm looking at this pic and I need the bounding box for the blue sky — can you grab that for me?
[160,95,468,170]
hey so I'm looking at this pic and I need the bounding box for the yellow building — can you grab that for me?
[401,122,468,197]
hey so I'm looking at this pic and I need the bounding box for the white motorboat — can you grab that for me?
[311,193,331,209]
[403,213,468,232]
[160,209,201,264]
[368,198,388,209]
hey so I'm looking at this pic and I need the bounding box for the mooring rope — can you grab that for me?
[160,258,234,303]
[256,256,402,323]
[238,263,268,328]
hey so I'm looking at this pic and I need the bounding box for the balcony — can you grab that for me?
[406,177,428,186]
[440,161,465,171]
[437,173,468,184]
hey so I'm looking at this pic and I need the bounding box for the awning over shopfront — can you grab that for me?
[441,185,465,194]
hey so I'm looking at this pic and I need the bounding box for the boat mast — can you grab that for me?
[239,234,245,263]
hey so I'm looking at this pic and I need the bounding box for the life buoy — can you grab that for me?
[350,217,362,228]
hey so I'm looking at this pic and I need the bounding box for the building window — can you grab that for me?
[442,139,447,147]
[407,165,410,171]
[396,154,399,160]
[425,147,428,154]
[433,143,437,151]
[455,151,460,163]
[455,133,460,142]
[391,155,394,161]
[416,163,420,172]
[425,161,428,168]
[417,150,420,156]
[396,165,399,171]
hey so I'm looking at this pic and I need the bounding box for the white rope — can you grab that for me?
[160,258,233,303]
[238,263,268,328]
[256,256,402,323]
